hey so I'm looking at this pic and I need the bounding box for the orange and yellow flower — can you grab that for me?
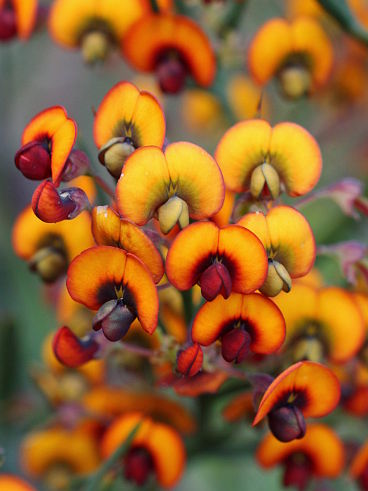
[48,0,150,63]
[166,221,268,301]
[192,292,285,363]
[248,17,333,99]
[101,412,186,488]
[0,475,36,491]
[122,13,216,93]
[253,361,340,442]
[238,206,316,296]
[67,246,159,340]
[215,119,322,200]
[12,206,94,283]
[93,81,166,178]
[116,143,225,234]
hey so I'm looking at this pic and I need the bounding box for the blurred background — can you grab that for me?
[0,0,367,489]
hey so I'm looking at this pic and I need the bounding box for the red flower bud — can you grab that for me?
[52,326,99,367]
[93,299,136,341]
[32,180,90,223]
[156,54,187,94]
[124,447,154,486]
[283,454,312,491]
[268,405,306,443]
[177,343,203,376]
[0,7,16,41]
[221,328,251,364]
[199,262,232,301]
[14,141,51,180]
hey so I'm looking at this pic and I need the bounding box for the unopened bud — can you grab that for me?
[260,260,292,297]
[81,31,109,64]
[268,404,306,442]
[53,326,99,368]
[15,141,51,180]
[278,65,312,100]
[250,163,280,200]
[177,343,203,376]
[98,137,135,179]
[293,337,324,363]
[158,196,189,234]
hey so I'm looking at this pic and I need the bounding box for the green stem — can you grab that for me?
[181,289,194,327]
[217,0,248,38]
[150,0,160,13]
[317,0,368,45]
[84,422,141,491]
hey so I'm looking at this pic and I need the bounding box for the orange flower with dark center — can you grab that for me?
[0,0,37,41]
[351,439,368,490]
[257,424,345,490]
[48,0,150,64]
[192,292,285,363]
[66,246,159,341]
[166,221,267,301]
[215,119,322,200]
[116,143,225,235]
[101,413,186,488]
[238,206,316,297]
[274,284,365,363]
[248,17,333,99]
[93,81,165,178]
[253,361,340,442]
[14,106,77,185]
[122,13,216,93]
[12,206,94,283]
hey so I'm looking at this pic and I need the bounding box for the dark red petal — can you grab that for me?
[52,326,99,368]
[177,343,203,377]
[14,141,51,180]
[221,328,251,364]
[267,405,306,443]
[199,262,232,301]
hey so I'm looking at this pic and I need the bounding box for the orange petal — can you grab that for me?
[0,475,36,491]
[290,17,333,88]
[237,211,271,251]
[248,18,293,85]
[101,413,185,488]
[21,427,100,477]
[257,424,345,477]
[92,206,164,283]
[13,0,38,39]
[116,146,170,225]
[215,119,272,192]
[351,439,368,478]
[344,386,368,416]
[22,106,68,145]
[93,81,165,149]
[253,361,340,426]
[211,189,235,227]
[164,142,225,219]
[173,371,227,396]
[218,225,268,293]
[122,13,215,87]
[269,122,322,197]
[227,74,269,121]
[317,287,365,363]
[222,392,254,422]
[51,118,77,185]
[165,221,219,290]
[192,292,285,353]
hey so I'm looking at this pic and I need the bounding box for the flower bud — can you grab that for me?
[98,137,136,179]
[29,246,68,283]
[278,65,312,100]
[124,447,154,486]
[0,8,17,41]
[93,299,136,341]
[199,261,232,301]
[14,141,51,180]
[221,328,251,364]
[260,260,292,297]
[61,149,90,181]
[250,163,280,200]
[156,55,187,94]
[32,180,90,223]
[52,326,99,368]
[293,337,324,363]
[81,31,110,64]
[283,454,311,491]
[268,404,306,442]
[158,196,189,234]
[177,343,203,376]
